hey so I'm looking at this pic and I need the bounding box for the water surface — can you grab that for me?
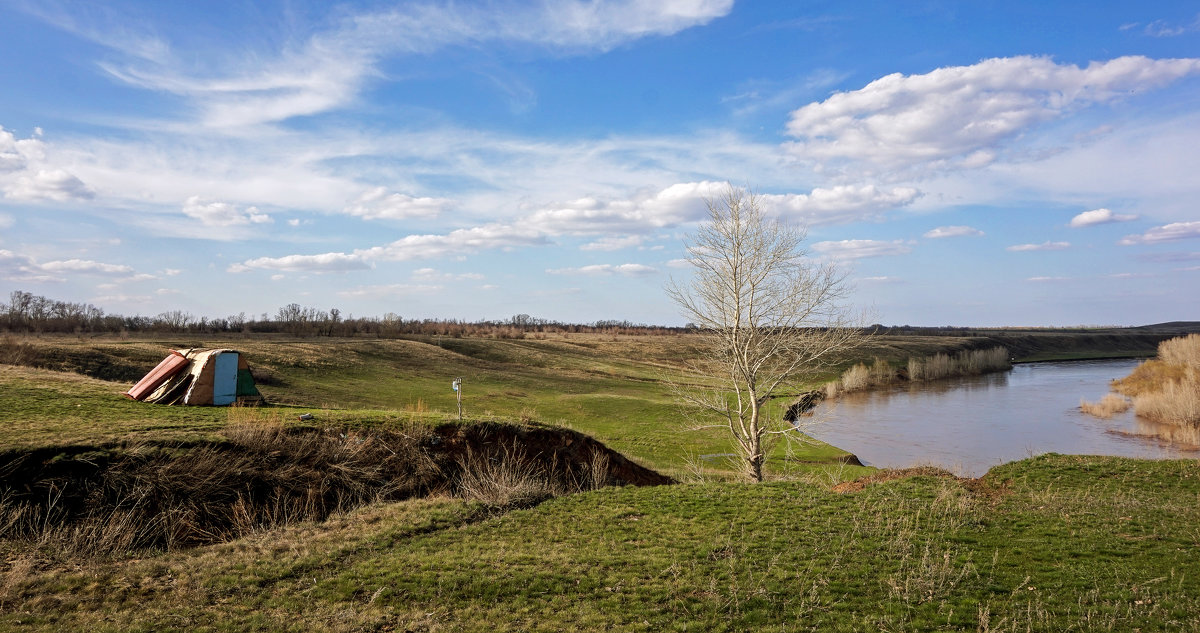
[808,359,1200,477]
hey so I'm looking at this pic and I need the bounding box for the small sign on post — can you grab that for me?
[452,377,463,420]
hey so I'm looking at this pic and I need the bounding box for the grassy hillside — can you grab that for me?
[3,454,1198,631]
[4,330,1200,631]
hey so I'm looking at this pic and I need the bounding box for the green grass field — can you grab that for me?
[2,332,1199,631]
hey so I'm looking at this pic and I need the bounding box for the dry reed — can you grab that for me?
[1113,335,1200,435]
[1079,394,1132,419]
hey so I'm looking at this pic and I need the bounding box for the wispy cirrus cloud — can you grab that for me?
[924,225,983,239]
[64,0,734,129]
[1007,241,1071,252]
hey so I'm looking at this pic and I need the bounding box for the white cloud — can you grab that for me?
[6,169,95,202]
[1141,15,1200,37]
[228,252,371,273]
[0,127,94,202]
[547,263,658,276]
[1027,276,1072,282]
[0,250,61,282]
[785,56,1200,170]
[923,225,984,239]
[526,181,723,234]
[359,223,549,262]
[763,185,921,225]
[40,259,135,275]
[0,250,144,282]
[1069,208,1138,227]
[1007,241,1071,252]
[1119,221,1200,245]
[343,187,450,220]
[811,239,912,260]
[182,196,272,226]
[411,267,484,282]
[580,235,646,251]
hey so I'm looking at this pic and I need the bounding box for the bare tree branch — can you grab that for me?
[666,183,865,482]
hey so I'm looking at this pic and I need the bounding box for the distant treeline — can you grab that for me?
[0,291,685,338]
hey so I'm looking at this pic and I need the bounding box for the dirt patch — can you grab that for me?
[832,466,1012,504]
[0,421,674,555]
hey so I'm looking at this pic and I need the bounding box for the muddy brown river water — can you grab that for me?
[809,358,1200,477]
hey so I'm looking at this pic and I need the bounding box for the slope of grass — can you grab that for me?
[2,454,1198,631]
[0,334,865,477]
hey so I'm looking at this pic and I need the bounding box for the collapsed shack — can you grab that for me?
[0,421,673,555]
[125,348,262,406]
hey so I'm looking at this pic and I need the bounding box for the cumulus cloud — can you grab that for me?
[1007,241,1071,252]
[6,169,95,202]
[763,185,921,225]
[0,127,94,202]
[923,225,984,239]
[1119,221,1200,245]
[1069,208,1138,227]
[547,263,658,276]
[228,252,371,273]
[785,56,1200,170]
[182,196,272,226]
[343,187,450,220]
[811,239,912,260]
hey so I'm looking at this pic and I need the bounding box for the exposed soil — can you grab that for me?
[0,421,674,553]
[831,466,1012,504]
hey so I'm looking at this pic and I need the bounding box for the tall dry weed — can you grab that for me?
[908,347,1010,382]
[454,445,567,508]
[1113,335,1200,437]
[1079,394,1132,419]
[1159,333,1200,369]
[1133,369,1200,428]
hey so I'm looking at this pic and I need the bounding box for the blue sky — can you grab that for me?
[1,0,1198,327]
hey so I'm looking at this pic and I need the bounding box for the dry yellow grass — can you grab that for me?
[1113,335,1200,435]
[1159,333,1200,368]
[1079,394,1132,419]
[1133,369,1200,427]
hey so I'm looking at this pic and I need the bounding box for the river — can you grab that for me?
[808,358,1200,477]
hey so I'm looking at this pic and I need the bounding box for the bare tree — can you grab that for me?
[666,184,864,482]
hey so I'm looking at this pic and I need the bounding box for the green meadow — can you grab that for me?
[2,331,1199,631]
